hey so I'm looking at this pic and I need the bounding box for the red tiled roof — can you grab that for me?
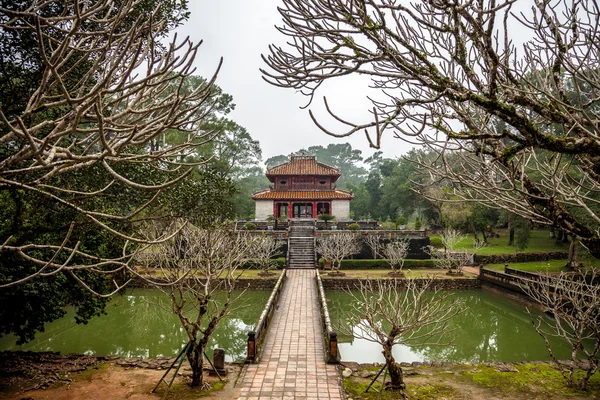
[266,155,341,179]
[252,189,353,200]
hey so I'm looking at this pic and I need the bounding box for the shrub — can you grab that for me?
[241,257,286,269]
[318,213,335,222]
[429,236,443,248]
[242,222,257,231]
[414,216,422,230]
[348,223,360,230]
[396,215,408,227]
[381,221,396,230]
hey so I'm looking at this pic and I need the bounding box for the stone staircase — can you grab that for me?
[287,219,316,269]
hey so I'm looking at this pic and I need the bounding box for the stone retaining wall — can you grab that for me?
[130,276,279,290]
[320,277,481,291]
[475,251,568,264]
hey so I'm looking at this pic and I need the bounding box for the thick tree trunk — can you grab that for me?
[469,221,480,244]
[382,344,405,391]
[481,230,488,244]
[508,227,515,246]
[188,347,204,387]
[556,229,564,244]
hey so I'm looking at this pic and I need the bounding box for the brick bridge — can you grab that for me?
[236,219,343,399]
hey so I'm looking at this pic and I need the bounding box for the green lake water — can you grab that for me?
[0,289,270,362]
[326,289,583,363]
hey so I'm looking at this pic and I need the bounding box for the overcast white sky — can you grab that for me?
[175,1,413,163]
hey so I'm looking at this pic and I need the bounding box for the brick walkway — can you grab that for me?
[462,266,481,276]
[236,269,343,400]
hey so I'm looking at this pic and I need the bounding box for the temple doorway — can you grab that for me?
[293,203,313,218]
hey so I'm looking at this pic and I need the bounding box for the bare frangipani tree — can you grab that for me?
[247,235,282,275]
[317,232,360,273]
[428,230,478,275]
[364,233,384,260]
[337,279,461,393]
[383,240,409,276]
[0,1,222,292]
[262,0,600,257]
[152,224,254,388]
[524,270,600,390]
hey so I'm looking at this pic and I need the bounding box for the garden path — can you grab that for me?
[236,269,343,399]
[462,265,481,275]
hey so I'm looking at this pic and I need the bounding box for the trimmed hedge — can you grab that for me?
[241,257,286,269]
[429,236,443,248]
[318,258,438,269]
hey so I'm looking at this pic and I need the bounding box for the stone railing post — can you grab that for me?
[247,331,256,362]
[328,331,338,363]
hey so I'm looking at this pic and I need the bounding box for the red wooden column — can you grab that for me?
[288,202,293,218]
[312,202,317,218]
[273,202,278,217]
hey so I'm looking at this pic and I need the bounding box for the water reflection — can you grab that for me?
[0,289,270,361]
[327,290,577,363]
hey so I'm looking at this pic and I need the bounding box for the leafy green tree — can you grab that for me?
[364,170,383,219]
[347,182,370,220]
[0,0,237,342]
[378,151,437,223]
[500,211,531,251]
[469,205,500,244]
[231,166,269,219]
[265,154,291,169]
[304,143,367,188]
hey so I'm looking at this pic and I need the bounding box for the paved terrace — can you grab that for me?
[236,269,343,399]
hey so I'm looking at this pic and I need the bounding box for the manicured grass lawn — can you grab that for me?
[320,269,478,279]
[485,258,600,272]
[430,229,569,254]
[484,260,567,272]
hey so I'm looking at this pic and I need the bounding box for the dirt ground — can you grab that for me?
[6,367,242,400]
[0,352,241,400]
[2,353,600,400]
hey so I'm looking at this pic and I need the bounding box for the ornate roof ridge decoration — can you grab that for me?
[266,154,341,178]
[252,189,354,200]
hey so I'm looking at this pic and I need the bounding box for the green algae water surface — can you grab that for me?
[327,289,584,363]
[0,289,270,362]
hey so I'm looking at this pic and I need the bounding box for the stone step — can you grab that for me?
[287,219,316,268]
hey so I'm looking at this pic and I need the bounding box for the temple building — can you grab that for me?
[252,155,353,220]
